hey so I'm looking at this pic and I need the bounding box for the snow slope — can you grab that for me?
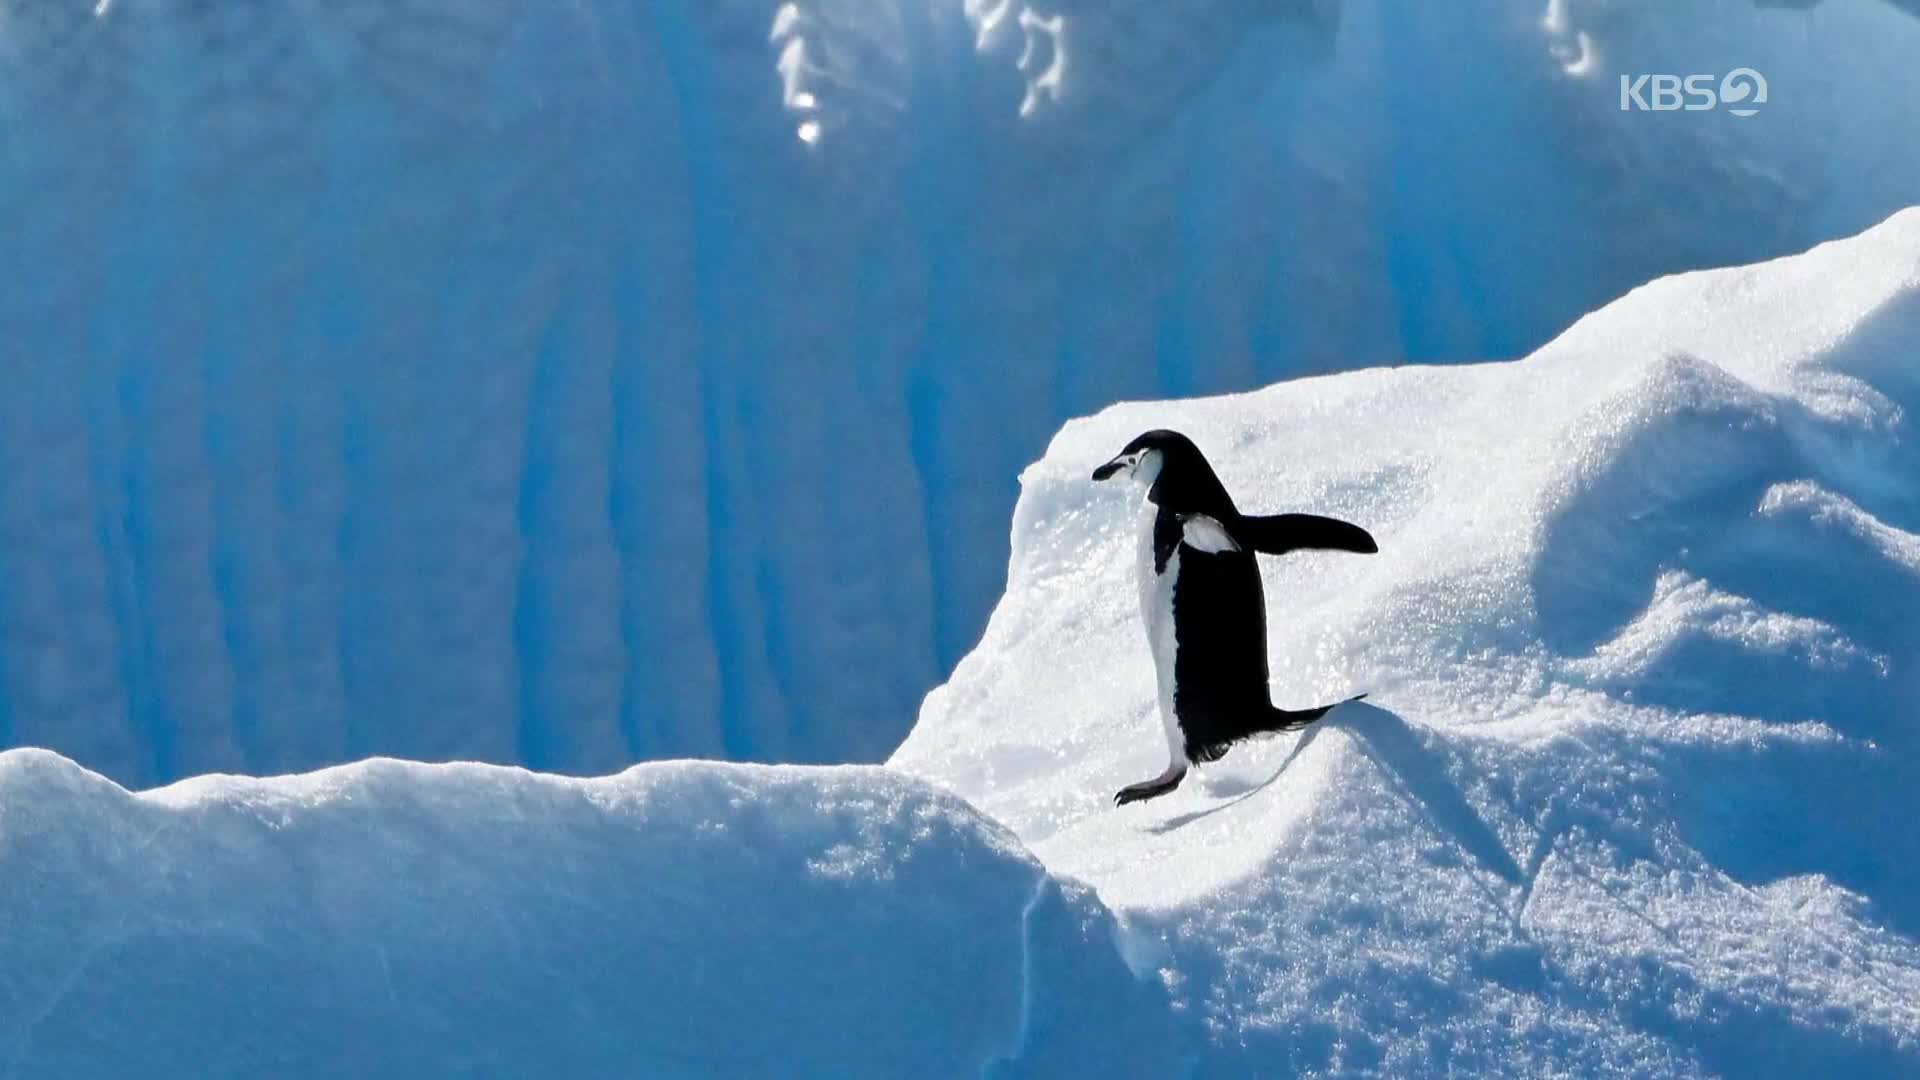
[894,207,1920,1074]
[0,747,1177,1078]
[3,0,1920,782]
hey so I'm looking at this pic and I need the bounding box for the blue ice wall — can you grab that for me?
[1,0,1917,785]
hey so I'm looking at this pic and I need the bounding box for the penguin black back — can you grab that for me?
[1156,510,1278,761]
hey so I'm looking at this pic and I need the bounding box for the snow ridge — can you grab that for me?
[0,748,1179,1078]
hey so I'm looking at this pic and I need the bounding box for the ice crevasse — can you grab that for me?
[2,0,1920,781]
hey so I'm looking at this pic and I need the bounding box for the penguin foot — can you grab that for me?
[1114,766,1188,806]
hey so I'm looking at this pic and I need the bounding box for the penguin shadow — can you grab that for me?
[1144,724,1328,834]
[1146,702,1525,886]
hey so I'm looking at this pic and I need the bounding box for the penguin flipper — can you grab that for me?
[1237,513,1377,555]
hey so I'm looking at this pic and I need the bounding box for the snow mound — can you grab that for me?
[894,208,1920,1074]
[0,749,1175,1078]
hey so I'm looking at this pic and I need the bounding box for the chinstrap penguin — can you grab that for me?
[1092,429,1376,806]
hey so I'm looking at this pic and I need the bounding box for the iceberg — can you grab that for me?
[3,1,1919,779]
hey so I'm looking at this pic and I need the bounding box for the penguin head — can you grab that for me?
[1092,430,1171,486]
[1093,429,1234,512]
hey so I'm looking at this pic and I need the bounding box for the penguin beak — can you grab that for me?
[1092,456,1128,482]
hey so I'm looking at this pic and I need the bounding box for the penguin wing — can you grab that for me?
[1235,513,1378,555]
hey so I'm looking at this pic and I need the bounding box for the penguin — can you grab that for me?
[1091,429,1377,806]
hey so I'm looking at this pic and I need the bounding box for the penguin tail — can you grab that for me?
[1266,692,1366,732]
[1189,694,1366,763]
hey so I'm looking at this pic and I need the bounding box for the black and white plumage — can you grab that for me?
[1091,430,1377,806]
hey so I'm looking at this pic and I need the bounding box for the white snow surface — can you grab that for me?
[5,212,1920,1077]
[3,0,1920,781]
[0,748,1177,1078]
[893,208,1920,1074]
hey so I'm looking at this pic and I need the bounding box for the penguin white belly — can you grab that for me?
[1135,503,1186,767]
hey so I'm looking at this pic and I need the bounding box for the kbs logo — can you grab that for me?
[1619,69,1768,117]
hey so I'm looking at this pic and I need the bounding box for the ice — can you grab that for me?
[892,207,1920,1073]
[2,1,1919,780]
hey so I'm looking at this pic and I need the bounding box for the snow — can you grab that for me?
[0,747,1178,1077]
[892,207,1920,1073]
[3,1,1920,781]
